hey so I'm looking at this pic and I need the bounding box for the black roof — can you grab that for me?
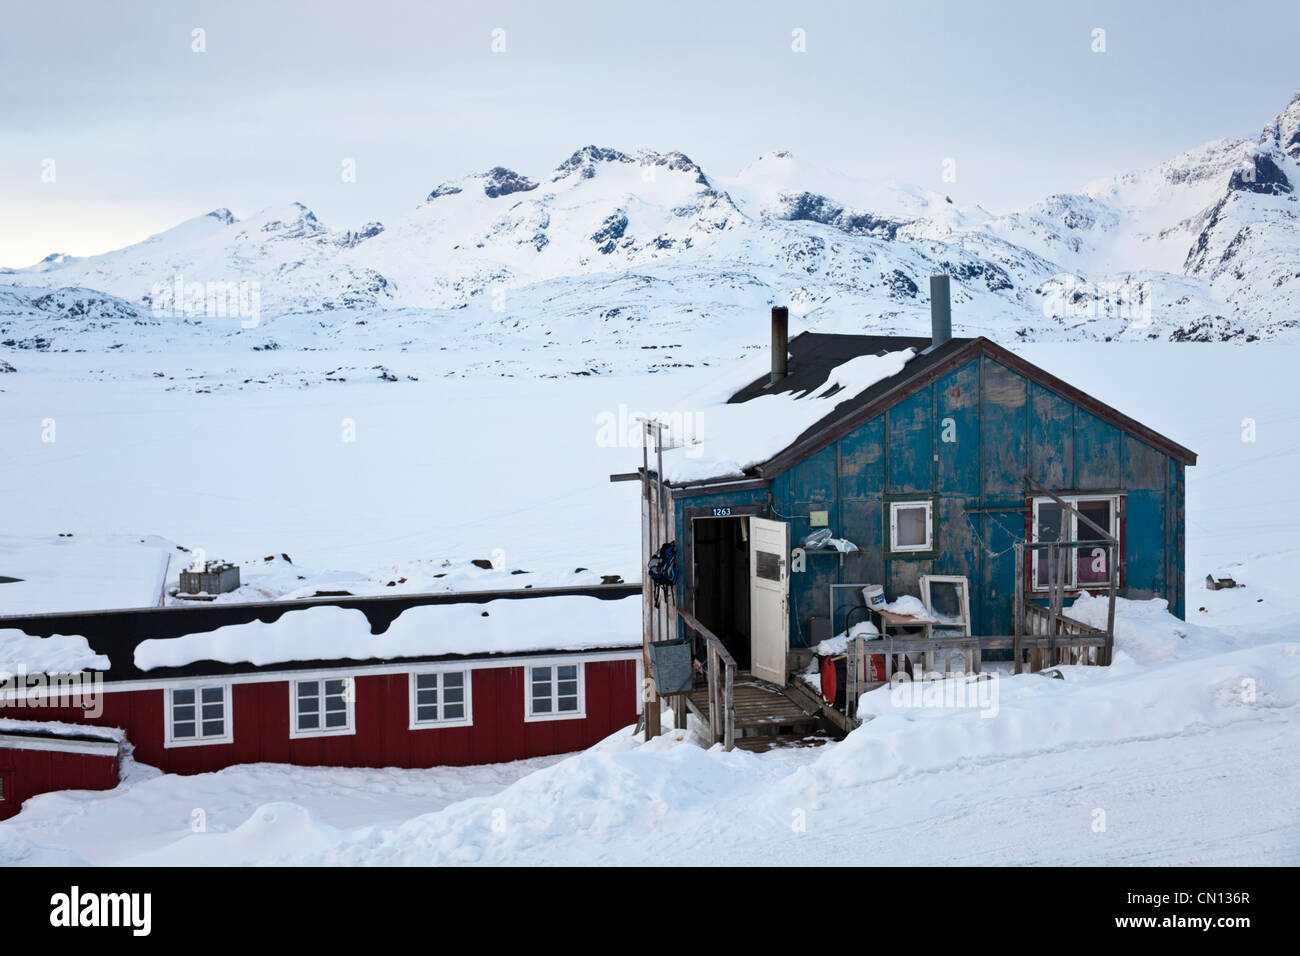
[728,332,975,453]
[677,331,1196,485]
[0,583,641,683]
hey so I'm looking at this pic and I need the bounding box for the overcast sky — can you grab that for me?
[1,0,1297,268]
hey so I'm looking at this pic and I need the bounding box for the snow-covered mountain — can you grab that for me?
[3,92,1298,361]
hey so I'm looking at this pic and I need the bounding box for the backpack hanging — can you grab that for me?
[646,540,677,607]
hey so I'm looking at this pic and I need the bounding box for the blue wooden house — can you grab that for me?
[634,278,1196,686]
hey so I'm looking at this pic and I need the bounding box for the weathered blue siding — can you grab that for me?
[673,353,1188,651]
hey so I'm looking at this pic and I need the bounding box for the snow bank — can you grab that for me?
[134,595,640,670]
[0,628,109,678]
[816,641,1300,791]
[660,349,915,482]
[1067,592,1240,665]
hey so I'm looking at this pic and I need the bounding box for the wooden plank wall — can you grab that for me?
[675,353,1188,650]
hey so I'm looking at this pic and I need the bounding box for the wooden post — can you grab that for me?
[1013,543,1024,675]
[642,420,661,742]
[724,664,735,752]
[1104,539,1118,666]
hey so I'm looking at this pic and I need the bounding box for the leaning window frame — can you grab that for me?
[164,682,234,748]
[408,668,474,729]
[289,676,357,739]
[523,658,587,723]
[1029,493,1122,592]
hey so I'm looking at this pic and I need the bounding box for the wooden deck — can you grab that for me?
[686,673,823,749]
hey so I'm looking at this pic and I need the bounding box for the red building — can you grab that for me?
[0,586,642,805]
[0,723,123,820]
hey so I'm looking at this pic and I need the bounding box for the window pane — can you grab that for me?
[443,687,463,704]
[416,674,438,690]
[173,704,195,722]
[201,687,223,704]
[416,689,438,706]
[444,672,464,689]
[417,705,439,722]
[201,719,224,737]
[1035,503,1064,542]
[557,665,577,681]
[1076,500,1112,541]
[557,680,577,697]
[1036,545,1067,587]
[755,550,782,581]
[298,713,319,730]
[895,505,928,548]
[297,696,318,715]
[173,721,196,738]
[325,711,347,728]
[325,679,346,697]
[533,698,552,714]
[444,704,464,719]
[531,667,551,683]
[201,703,223,720]
[558,696,578,712]
[297,680,318,697]
[173,689,195,706]
[1076,544,1110,585]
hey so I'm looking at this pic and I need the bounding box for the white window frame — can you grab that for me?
[1030,494,1121,592]
[888,499,934,553]
[408,669,473,729]
[289,676,356,739]
[164,683,234,748]
[524,659,586,722]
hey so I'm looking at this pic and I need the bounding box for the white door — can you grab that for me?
[749,516,790,686]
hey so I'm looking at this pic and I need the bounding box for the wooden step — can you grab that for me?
[686,675,821,733]
[733,734,832,753]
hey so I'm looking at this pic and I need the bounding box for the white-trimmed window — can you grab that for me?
[888,499,934,553]
[409,670,472,728]
[525,661,585,721]
[291,677,355,738]
[165,684,233,747]
[1031,494,1122,590]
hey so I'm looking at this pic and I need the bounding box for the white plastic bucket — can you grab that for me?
[863,584,885,608]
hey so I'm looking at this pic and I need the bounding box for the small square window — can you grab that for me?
[526,661,585,720]
[410,671,472,727]
[291,678,354,737]
[166,685,231,747]
[888,500,934,553]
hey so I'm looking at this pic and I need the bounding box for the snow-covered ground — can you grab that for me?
[0,340,1296,864]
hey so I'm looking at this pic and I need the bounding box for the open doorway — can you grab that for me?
[691,515,751,669]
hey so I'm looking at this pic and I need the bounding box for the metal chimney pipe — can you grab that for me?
[929,274,951,350]
[771,306,789,383]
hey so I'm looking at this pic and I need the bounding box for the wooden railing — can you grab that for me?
[1022,603,1106,667]
[677,609,736,751]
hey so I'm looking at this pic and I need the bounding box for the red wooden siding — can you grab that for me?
[0,658,638,777]
[0,745,120,820]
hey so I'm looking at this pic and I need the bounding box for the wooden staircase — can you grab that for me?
[686,673,829,752]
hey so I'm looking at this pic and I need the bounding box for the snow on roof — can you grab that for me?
[0,629,110,679]
[659,347,916,483]
[134,595,640,671]
[0,717,126,744]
